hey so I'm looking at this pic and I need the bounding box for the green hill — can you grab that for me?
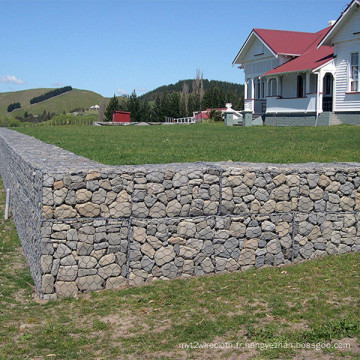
[139,79,244,102]
[0,88,104,117]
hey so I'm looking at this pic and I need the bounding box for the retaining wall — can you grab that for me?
[0,128,359,300]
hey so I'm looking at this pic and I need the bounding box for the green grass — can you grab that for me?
[0,177,360,359]
[16,123,360,165]
[0,88,104,117]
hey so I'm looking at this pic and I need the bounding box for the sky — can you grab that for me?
[0,0,350,97]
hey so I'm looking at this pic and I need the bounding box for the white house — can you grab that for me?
[232,0,360,126]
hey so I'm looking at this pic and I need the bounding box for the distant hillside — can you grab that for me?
[139,79,244,102]
[0,88,104,117]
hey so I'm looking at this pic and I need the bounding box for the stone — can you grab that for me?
[106,276,127,289]
[255,188,270,202]
[203,201,218,215]
[92,188,107,204]
[78,256,97,269]
[42,206,53,219]
[149,202,166,218]
[57,265,78,281]
[166,199,182,217]
[154,246,176,266]
[75,189,93,204]
[109,201,131,218]
[246,226,261,238]
[340,196,355,211]
[172,173,189,188]
[54,244,72,258]
[147,236,162,249]
[261,220,275,232]
[76,202,101,217]
[132,227,147,243]
[243,172,256,187]
[298,197,313,212]
[55,281,78,297]
[318,174,331,188]
[266,239,281,254]
[162,262,178,278]
[168,236,186,245]
[76,275,104,291]
[98,263,121,279]
[60,254,77,266]
[276,221,291,237]
[177,221,196,238]
[54,204,77,218]
[129,269,148,286]
[85,172,102,181]
[41,255,53,273]
[141,256,155,272]
[42,274,55,294]
[141,242,156,258]
[238,249,256,266]
[273,184,290,201]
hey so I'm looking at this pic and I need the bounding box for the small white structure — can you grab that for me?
[232,0,360,126]
[90,105,100,110]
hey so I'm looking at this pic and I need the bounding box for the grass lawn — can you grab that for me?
[0,177,360,359]
[16,123,360,165]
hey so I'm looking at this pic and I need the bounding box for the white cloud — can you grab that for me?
[52,82,64,87]
[117,88,128,96]
[136,87,148,94]
[0,75,25,84]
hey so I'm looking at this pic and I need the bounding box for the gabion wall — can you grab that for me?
[0,129,359,300]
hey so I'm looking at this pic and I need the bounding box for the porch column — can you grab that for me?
[306,72,311,95]
[317,72,324,114]
[244,80,248,102]
[250,78,254,99]
[265,78,269,98]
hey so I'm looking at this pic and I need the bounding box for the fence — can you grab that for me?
[0,128,359,300]
[165,117,195,124]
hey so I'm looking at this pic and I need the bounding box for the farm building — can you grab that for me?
[232,0,360,126]
[113,111,131,123]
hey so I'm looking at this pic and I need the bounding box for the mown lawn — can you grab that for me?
[0,177,360,359]
[16,123,360,165]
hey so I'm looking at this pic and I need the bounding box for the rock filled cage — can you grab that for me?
[0,128,359,300]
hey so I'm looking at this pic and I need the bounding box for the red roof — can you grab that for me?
[254,28,321,56]
[262,27,334,76]
[194,108,226,120]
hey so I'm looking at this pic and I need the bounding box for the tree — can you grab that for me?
[104,95,120,122]
[127,90,141,122]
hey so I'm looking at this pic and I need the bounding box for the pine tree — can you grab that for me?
[127,90,140,122]
[104,95,120,122]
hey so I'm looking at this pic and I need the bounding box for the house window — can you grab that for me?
[297,75,304,97]
[350,52,359,92]
[268,78,277,96]
[261,80,265,98]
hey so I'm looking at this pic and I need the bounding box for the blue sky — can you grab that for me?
[0,0,348,97]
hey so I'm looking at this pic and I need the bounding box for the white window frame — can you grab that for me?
[350,52,359,92]
[268,78,277,97]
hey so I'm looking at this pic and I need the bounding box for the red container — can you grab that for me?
[113,111,131,122]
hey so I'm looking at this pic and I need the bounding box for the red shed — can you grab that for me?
[113,111,131,123]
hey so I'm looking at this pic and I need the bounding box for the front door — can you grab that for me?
[322,73,333,112]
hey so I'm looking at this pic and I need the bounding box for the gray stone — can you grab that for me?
[154,246,176,266]
[76,275,104,291]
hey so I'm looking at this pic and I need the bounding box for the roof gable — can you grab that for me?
[319,0,360,47]
[254,29,321,56]
[263,27,334,76]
